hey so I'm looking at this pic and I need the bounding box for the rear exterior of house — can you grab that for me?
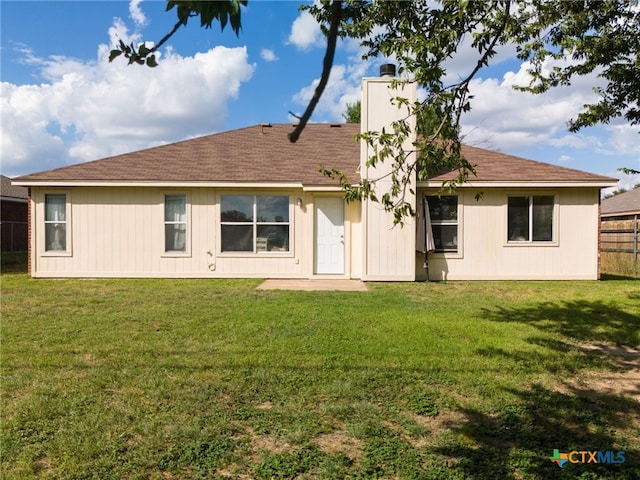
[417,185,605,280]
[25,185,364,279]
[14,75,617,280]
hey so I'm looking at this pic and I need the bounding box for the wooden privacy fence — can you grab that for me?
[600,215,639,278]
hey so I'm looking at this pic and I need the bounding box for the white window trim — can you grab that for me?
[504,192,559,247]
[41,190,72,257]
[218,193,294,258]
[161,193,191,258]
[425,191,464,259]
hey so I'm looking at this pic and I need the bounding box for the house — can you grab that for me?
[1,175,28,253]
[601,188,640,219]
[13,73,617,280]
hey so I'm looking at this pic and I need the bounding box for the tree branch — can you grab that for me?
[289,0,342,143]
[147,8,194,56]
[449,1,512,91]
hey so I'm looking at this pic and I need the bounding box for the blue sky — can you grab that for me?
[1,1,638,191]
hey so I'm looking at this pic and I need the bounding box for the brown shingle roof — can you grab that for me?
[1,175,28,199]
[428,144,616,183]
[14,124,361,185]
[14,123,616,186]
[601,188,640,216]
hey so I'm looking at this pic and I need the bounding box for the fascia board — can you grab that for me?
[418,180,619,188]
[12,180,305,189]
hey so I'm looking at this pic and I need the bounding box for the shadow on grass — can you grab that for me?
[1,252,27,274]
[443,299,640,479]
[601,273,639,281]
[437,383,639,479]
[481,299,640,346]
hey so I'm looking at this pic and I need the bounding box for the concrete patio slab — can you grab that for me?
[257,279,368,291]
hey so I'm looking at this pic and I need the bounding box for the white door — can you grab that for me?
[315,197,345,274]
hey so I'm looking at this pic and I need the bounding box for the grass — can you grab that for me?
[1,271,639,479]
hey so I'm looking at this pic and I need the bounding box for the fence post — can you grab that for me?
[634,214,638,278]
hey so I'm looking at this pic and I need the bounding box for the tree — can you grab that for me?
[309,0,639,220]
[510,1,640,131]
[342,101,361,123]
[111,0,639,222]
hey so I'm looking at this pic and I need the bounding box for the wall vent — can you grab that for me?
[259,122,272,135]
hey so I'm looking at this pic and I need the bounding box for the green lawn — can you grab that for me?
[1,273,638,479]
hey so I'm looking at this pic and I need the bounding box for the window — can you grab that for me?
[164,195,187,252]
[221,195,290,253]
[427,195,458,252]
[44,194,67,251]
[508,195,554,242]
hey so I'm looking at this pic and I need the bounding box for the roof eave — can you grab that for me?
[0,195,28,203]
[13,180,309,189]
[419,180,619,188]
[601,210,640,217]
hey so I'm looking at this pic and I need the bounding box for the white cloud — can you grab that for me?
[129,0,148,27]
[459,60,607,151]
[109,16,142,48]
[287,10,323,50]
[456,59,640,177]
[1,19,255,177]
[601,172,640,195]
[0,83,67,174]
[442,34,518,86]
[292,61,372,121]
[260,49,278,62]
[600,124,640,157]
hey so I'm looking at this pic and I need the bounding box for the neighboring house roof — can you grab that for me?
[601,188,640,217]
[13,123,617,187]
[1,175,28,200]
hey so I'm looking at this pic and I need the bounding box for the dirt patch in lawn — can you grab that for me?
[572,342,640,402]
[312,430,363,461]
[244,428,292,455]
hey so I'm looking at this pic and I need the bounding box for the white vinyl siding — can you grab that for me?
[418,188,602,281]
[31,187,311,278]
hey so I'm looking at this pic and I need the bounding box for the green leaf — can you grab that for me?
[108,50,123,63]
[146,55,158,68]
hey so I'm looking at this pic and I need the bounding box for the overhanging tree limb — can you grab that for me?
[288,0,342,143]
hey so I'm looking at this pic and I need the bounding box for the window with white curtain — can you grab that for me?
[45,194,67,251]
[426,195,459,253]
[164,195,187,252]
